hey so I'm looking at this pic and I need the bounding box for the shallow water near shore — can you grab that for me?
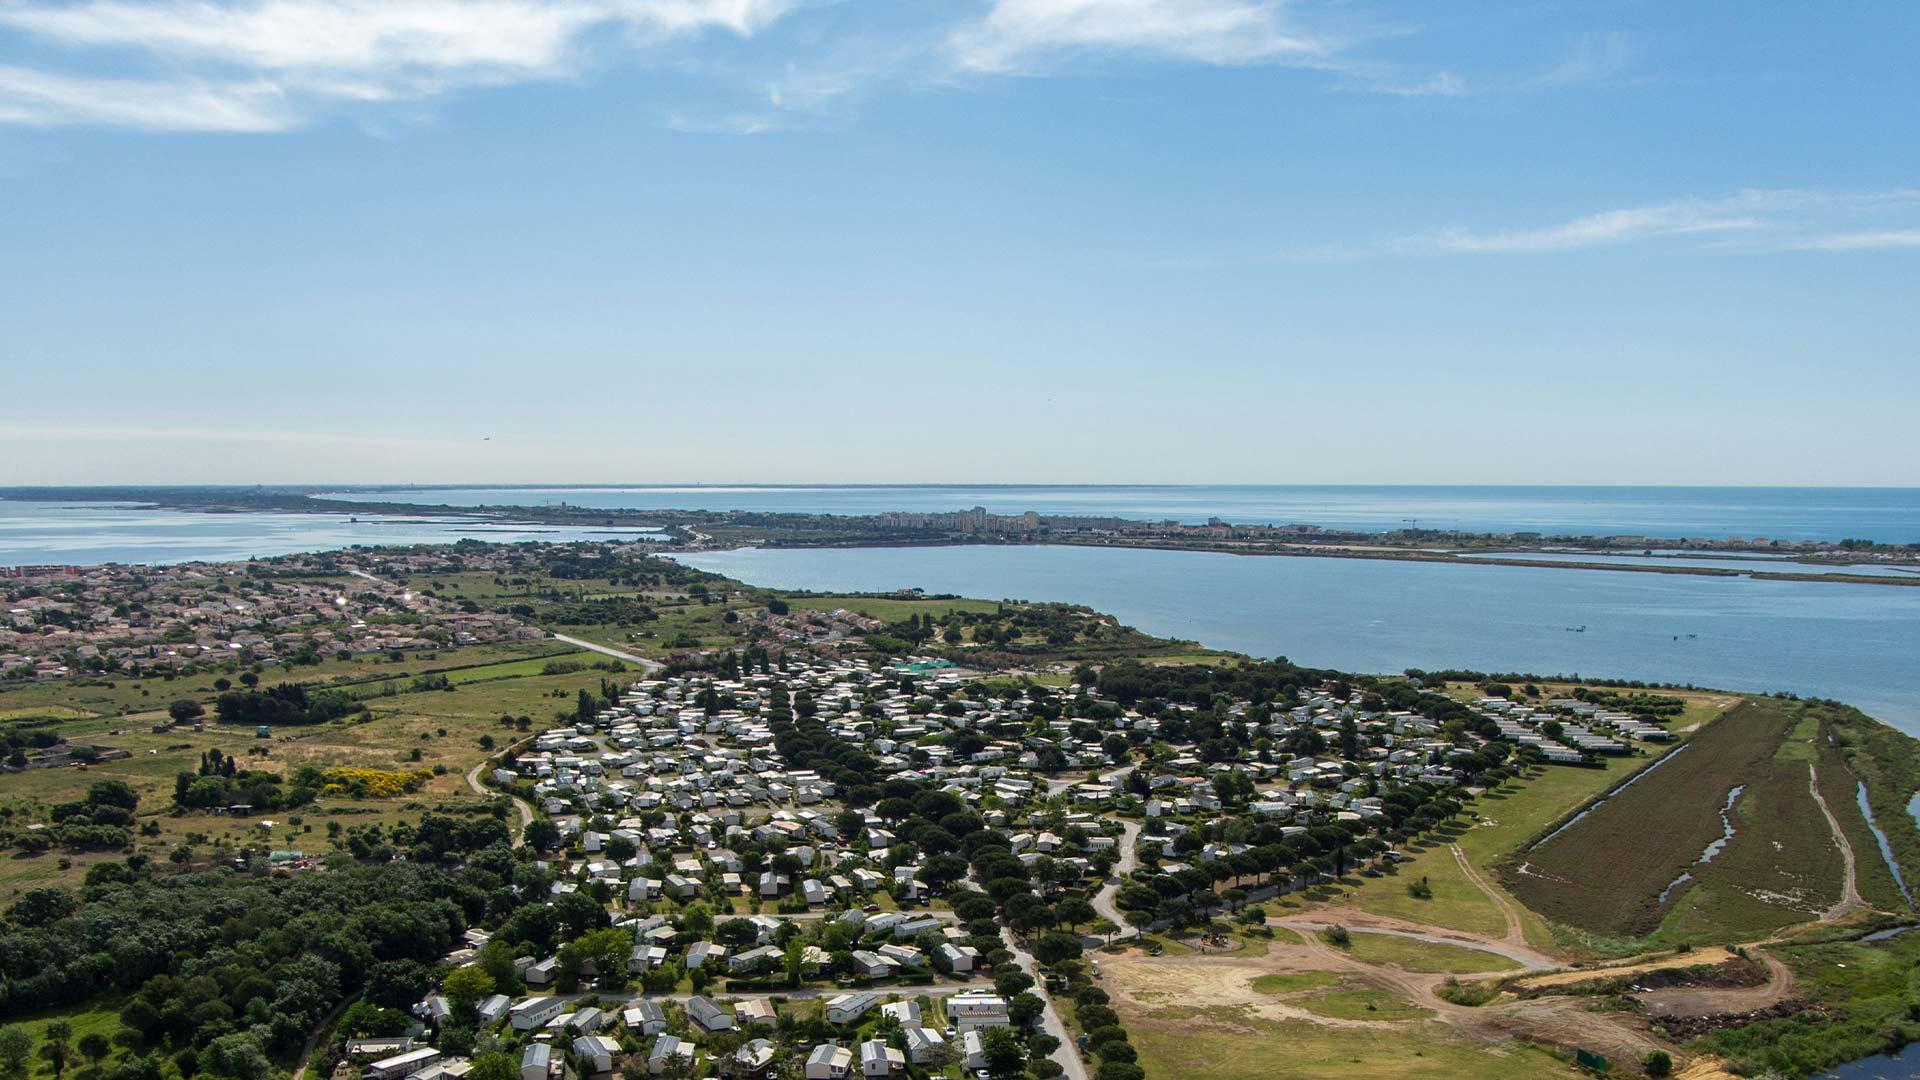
[0,500,661,565]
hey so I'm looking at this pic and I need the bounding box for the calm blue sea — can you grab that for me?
[0,500,661,566]
[318,484,1920,544]
[675,544,1920,734]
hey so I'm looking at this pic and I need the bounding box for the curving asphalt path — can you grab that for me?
[1090,819,1143,941]
[548,632,663,672]
[999,927,1088,1080]
[1278,920,1553,972]
[466,754,534,846]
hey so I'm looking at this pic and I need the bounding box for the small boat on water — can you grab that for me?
[1564,625,1586,632]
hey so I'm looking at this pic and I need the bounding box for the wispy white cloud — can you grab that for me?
[1392,189,1920,256]
[1351,70,1465,97]
[665,109,776,134]
[0,64,291,131]
[0,2,1713,135]
[1525,30,1633,90]
[0,0,797,130]
[1410,198,1768,255]
[949,0,1342,75]
[1791,230,1920,252]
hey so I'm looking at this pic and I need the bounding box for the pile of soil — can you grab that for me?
[1628,957,1769,992]
[1653,1000,1826,1039]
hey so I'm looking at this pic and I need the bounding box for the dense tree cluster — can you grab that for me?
[763,689,886,805]
[19,780,141,852]
[213,684,364,728]
[172,751,318,812]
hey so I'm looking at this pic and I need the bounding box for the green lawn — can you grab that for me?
[0,641,573,723]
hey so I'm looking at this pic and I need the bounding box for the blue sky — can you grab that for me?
[2,0,1917,486]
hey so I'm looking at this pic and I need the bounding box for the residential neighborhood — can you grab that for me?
[293,608,1682,1080]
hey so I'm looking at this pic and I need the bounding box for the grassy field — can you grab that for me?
[1822,702,1920,912]
[1295,986,1433,1022]
[1504,698,1849,944]
[778,594,1004,622]
[1341,830,1508,937]
[1124,1006,1576,1080]
[1251,971,1339,995]
[1333,754,1682,947]
[1,997,127,1079]
[0,641,576,723]
[1341,932,1523,974]
[0,643,630,897]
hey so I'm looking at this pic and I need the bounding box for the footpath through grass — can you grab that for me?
[1334,755,1668,945]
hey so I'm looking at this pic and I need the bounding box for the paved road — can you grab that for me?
[966,866,1090,1080]
[345,564,662,675]
[550,632,664,673]
[290,993,358,1080]
[466,754,534,846]
[1000,928,1088,1080]
[775,909,959,923]
[547,982,982,1005]
[1090,818,1142,940]
[1279,920,1554,972]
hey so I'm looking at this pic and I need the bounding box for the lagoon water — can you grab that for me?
[8,491,1919,734]
[0,500,661,567]
[677,544,1920,734]
[1822,1043,1920,1079]
[321,484,1920,544]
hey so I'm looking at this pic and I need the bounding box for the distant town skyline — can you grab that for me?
[3,1,1917,485]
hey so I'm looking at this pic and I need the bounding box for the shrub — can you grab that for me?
[321,767,435,798]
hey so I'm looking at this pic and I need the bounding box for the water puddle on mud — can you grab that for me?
[1657,784,1744,905]
[1860,781,1915,909]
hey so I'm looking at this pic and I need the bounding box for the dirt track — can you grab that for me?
[1807,762,1867,921]
[1451,843,1535,952]
[1636,951,1796,1019]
